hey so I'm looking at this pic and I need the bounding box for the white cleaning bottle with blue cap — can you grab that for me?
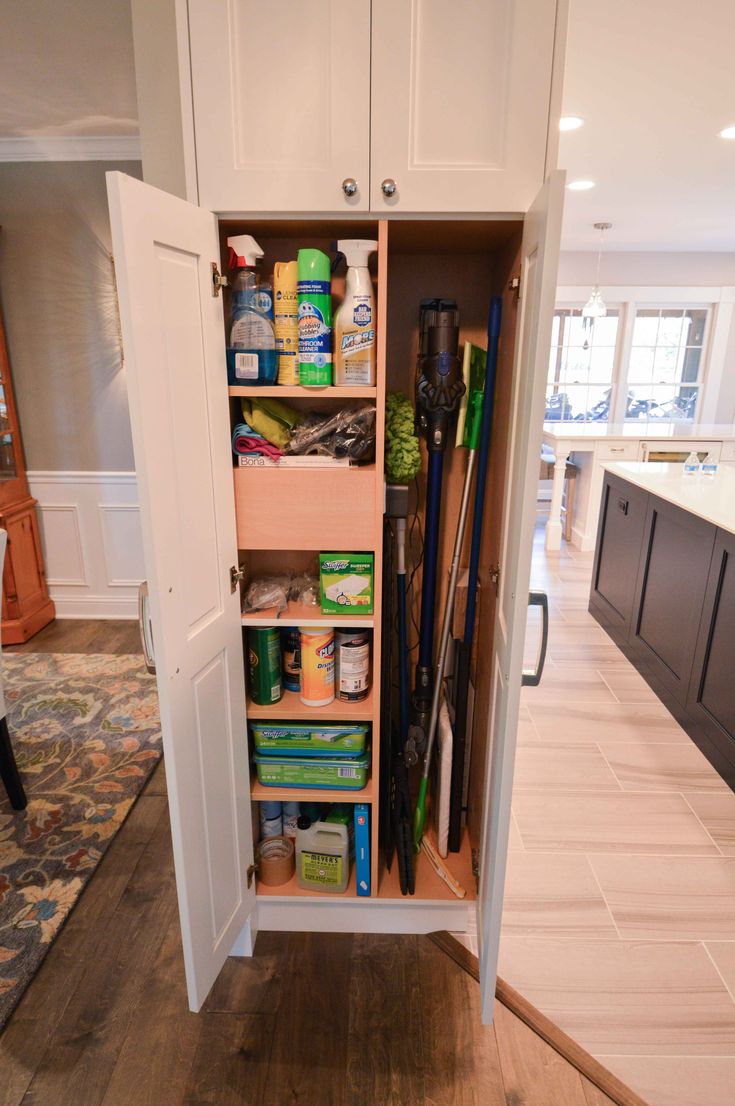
[226,234,277,386]
[334,239,378,386]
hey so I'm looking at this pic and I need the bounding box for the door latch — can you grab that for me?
[509,275,521,297]
[212,262,229,297]
[230,564,246,593]
[489,563,500,593]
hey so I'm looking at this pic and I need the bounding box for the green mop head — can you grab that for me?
[385,392,422,485]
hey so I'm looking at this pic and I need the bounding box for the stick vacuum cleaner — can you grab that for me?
[408,300,465,765]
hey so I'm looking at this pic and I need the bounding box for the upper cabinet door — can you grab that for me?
[476,172,564,1022]
[107,172,256,1011]
[370,0,560,213]
[188,0,371,213]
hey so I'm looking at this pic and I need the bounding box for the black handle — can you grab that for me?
[522,590,549,687]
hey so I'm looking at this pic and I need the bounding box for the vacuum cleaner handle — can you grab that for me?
[521,590,549,687]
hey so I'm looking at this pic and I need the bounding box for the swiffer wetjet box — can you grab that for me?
[354,804,370,896]
[319,553,374,614]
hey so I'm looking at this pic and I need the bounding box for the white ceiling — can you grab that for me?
[559,0,735,250]
[0,0,137,138]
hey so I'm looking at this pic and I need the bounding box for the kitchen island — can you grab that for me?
[589,461,735,788]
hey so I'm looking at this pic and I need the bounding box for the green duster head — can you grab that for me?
[385,392,422,485]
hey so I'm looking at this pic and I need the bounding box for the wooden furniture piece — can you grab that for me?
[0,307,55,643]
[0,528,27,809]
[110,0,567,1024]
[590,463,735,788]
[542,421,735,552]
[540,449,576,542]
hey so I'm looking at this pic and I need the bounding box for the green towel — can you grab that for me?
[240,397,303,449]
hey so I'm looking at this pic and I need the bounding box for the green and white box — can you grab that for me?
[319,552,374,614]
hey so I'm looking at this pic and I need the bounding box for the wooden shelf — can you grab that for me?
[229,385,377,399]
[378,828,477,902]
[246,687,375,721]
[241,599,374,628]
[250,776,373,804]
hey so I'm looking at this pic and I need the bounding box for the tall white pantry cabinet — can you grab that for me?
[116,0,567,1020]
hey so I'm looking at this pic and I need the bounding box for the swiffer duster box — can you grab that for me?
[319,553,374,614]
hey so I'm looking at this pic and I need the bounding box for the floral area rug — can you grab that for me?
[0,653,162,1030]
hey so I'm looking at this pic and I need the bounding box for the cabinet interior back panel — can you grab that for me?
[154,243,222,634]
[409,0,510,168]
[229,1,331,168]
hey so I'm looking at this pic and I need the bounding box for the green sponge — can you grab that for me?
[385,392,422,485]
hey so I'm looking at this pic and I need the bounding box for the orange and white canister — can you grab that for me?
[299,627,335,707]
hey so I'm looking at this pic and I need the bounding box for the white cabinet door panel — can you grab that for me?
[107,172,255,1011]
[477,172,564,1021]
[188,0,371,213]
[370,0,559,212]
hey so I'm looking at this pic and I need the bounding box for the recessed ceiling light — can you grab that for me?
[559,116,584,131]
[719,125,735,139]
[567,180,596,191]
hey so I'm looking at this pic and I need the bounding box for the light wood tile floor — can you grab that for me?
[500,521,735,1106]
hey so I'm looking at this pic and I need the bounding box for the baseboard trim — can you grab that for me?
[428,932,651,1106]
[51,596,138,620]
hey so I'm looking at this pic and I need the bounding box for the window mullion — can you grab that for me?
[611,301,634,423]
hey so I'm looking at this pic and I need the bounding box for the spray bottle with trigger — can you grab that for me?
[407,299,465,766]
[226,234,277,386]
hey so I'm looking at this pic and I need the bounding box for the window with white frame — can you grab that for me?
[549,296,717,425]
[625,308,706,421]
[547,309,620,422]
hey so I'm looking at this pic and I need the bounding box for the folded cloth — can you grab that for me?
[231,422,282,460]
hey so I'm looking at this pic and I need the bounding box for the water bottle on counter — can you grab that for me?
[701,452,719,477]
[683,451,701,476]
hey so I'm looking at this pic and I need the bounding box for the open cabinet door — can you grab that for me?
[476,171,564,1022]
[107,172,256,1011]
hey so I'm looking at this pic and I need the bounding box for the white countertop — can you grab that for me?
[605,462,735,536]
[544,421,735,442]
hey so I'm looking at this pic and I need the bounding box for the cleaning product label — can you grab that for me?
[300,850,343,888]
[335,630,370,702]
[280,627,301,692]
[233,285,274,319]
[353,302,371,327]
[297,284,332,385]
[299,628,335,706]
[234,352,259,380]
[274,261,299,385]
[319,553,374,614]
[248,628,282,705]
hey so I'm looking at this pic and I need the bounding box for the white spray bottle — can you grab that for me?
[334,239,378,386]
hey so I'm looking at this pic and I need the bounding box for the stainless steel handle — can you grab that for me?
[381,178,397,198]
[342,177,358,197]
[138,581,156,675]
[522,590,549,687]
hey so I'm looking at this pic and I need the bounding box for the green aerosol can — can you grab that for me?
[247,627,283,705]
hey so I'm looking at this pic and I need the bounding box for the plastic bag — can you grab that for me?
[290,573,319,607]
[285,404,376,462]
[242,575,291,614]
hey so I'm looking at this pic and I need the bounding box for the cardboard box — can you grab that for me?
[319,552,374,614]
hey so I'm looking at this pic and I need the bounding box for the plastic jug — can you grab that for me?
[295,817,349,893]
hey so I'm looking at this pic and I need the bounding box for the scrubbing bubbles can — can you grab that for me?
[297,248,332,387]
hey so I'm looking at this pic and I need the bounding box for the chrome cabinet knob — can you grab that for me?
[342,177,358,198]
[381,178,397,198]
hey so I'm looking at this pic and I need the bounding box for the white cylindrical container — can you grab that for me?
[298,627,335,707]
[259,800,283,841]
[335,630,371,702]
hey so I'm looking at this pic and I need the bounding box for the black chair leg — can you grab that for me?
[0,714,27,810]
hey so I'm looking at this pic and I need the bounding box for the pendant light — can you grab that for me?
[582,222,611,347]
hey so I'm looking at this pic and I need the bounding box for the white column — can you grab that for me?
[545,451,567,551]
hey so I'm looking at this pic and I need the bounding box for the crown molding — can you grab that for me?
[0,135,141,162]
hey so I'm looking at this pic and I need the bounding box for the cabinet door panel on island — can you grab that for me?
[688,529,735,754]
[589,474,648,637]
[631,497,715,706]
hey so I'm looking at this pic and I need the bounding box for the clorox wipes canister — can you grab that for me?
[298,627,335,707]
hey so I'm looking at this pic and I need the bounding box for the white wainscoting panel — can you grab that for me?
[29,472,144,619]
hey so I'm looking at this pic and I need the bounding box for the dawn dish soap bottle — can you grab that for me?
[333,239,378,387]
[226,235,278,386]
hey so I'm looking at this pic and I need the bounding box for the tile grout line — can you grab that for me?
[582,852,624,940]
[702,941,735,1006]
[594,741,625,792]
[681,792,726,856]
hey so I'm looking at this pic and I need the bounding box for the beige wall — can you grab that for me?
[0,160,142,471]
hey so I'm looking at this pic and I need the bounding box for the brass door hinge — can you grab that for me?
[509,275,521,297]
[246,863,257,888]
[230,564,246,593]
[212,262,229,297]
[489,563,500,593]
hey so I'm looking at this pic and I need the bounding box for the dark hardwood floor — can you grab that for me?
[0,620,621,1106]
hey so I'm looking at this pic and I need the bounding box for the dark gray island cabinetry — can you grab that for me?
[590,463,735,789]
